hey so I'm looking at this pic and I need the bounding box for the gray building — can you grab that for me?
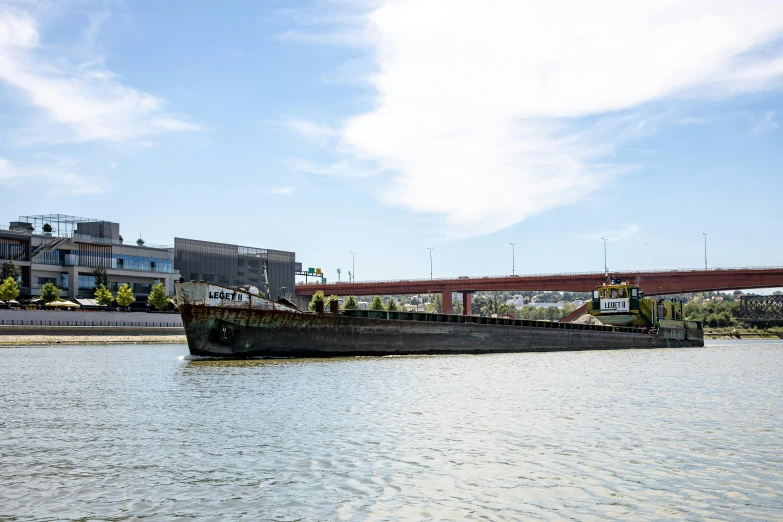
[1,215,179,300]
[174,238,295,299]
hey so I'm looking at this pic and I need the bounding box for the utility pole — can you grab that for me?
[350,252,356,282]
[602,238,608,275]
[703,233,708,270]
[510,243,516,276]
[428,248,434,280]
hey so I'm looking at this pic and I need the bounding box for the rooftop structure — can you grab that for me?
[13,214,119,241]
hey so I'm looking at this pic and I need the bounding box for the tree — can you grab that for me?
[308,290,325,311]
[343,295,359,310]
[478,292,516,316]
[136,238,145,246]
[560,302,578,317]
[425,294,443,313]
[40,282,61,303]
[452,295,463,315]
[148,283,169,311]
[1,261,20,281]
[42,223,53,233]
[386,298,399,311]
[94,284,114,306]
[326,294,339,305]
[0,277,20,302]
[116,284,136,308]
[93,265,109,289]
[369,296,385,310]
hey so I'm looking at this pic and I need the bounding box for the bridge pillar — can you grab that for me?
[463,292,472,316]
[442,289,453,314]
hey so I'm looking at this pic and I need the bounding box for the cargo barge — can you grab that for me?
[175,279,703,358]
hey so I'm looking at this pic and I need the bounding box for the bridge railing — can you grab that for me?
[296,266,783,286]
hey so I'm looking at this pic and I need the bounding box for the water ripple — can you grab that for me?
[1,341,782,520]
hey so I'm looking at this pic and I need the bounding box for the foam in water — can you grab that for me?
[177,354,217,361]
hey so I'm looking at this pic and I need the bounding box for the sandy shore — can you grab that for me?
[0,326,187,346]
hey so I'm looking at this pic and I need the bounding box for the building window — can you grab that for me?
[190,273,199,281]
[116,258,124,268]
[132,283,152,294]
[60,273,68,290]
[36,277,57,285]
[78,275,97,292]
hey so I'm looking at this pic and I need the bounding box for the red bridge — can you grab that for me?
[296,266,783,315]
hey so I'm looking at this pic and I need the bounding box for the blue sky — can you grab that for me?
[1,0,782,283]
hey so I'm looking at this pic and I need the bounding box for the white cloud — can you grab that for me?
[284,119,339,147]
[750,111,779,135]
[289,0,783,237]
[0,157,18,182]
[0,6,199,144]
[0,156,110,195]
[286,157,382,178]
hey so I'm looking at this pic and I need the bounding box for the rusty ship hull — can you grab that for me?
[176,282,703,358]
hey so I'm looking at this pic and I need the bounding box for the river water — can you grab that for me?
[1,341,781,521]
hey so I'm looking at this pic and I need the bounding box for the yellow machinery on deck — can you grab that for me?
[586,276,684,327]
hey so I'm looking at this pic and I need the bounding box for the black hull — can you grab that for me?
[180,305,704,358]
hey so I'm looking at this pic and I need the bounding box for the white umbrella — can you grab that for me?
[45,300,80,308]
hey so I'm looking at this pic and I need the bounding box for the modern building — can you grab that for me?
[1,215,179,300]
[1,215,299,302]
[174,238,295,299]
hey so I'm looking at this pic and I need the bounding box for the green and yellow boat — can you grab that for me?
[584,277,702,343]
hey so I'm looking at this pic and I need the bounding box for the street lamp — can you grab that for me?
[428,248,434,280]
[337,268,341,283]
[350,252,356,282]
[602,238,608,274]
[510,243,516,276]
[703,233,708,270]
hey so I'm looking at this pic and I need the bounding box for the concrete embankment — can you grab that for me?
[0,310,185,345]
[0,325,186,346]
[0,309,183,327]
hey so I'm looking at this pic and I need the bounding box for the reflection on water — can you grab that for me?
[1,341,782,520]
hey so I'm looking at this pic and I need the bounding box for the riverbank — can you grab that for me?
[704,326,783,340]
[0,325,186,346]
